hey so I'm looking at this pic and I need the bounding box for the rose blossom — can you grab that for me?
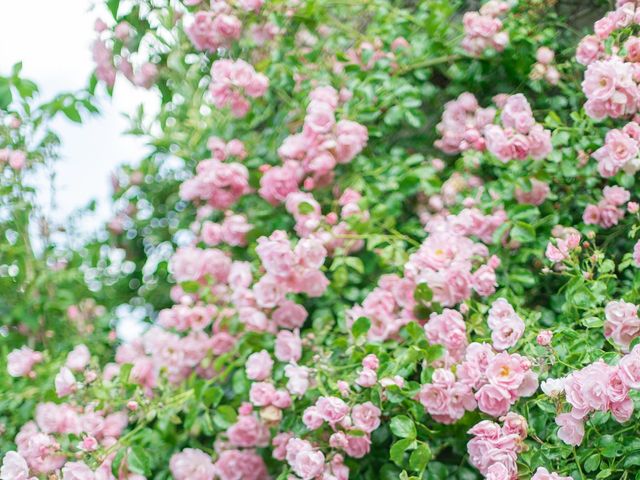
[555,413,584,446]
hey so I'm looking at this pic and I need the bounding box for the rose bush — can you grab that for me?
[6,0,640,478]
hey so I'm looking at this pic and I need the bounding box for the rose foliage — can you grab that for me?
[8,0,640,479]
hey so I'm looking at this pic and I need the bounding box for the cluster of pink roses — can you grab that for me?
[170,246,232,284]
[7,346,43,378]
[434,92,496,154]
[346,208,503,341]
[279,437,349,480]
[285,189,368,255]
[419,298,532,425]
[92,38,116,87]
[549,351,640,446]
[466,413,528,479]
[206,136,248,161]
[577,2,638,66]
[514,178,550,206]
[209,59,269,117]
[592,122,640,177]
[484,94,552,162]
[0,147,27,170]
[436,93,552,163]
[461,0,510,56]
[583,186,632,228]
[54,344,94,397]
[157,302,218,331]
[200,213,252,247]
[346,273,415,342]
[545,228,581,264]
[254,230,329,299]
[179,157,251,210]
[170,446,267,480]
[115,325,232,389]
[577,2,640,120]
[604,299,640,351]
[263,86,367,200]
[582,56,638,120]
[530,47,560,85]
[420,342,537,421]
[185,6,241,52]
[93,19,158,90]
[2,398,129,478]
[405,211,503,305]
[531,467,574,480]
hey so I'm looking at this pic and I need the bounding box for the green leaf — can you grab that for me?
[581,316,603,328]
[352,316,371,338]
[118,363,133,384]
[414,283,433,303]
[11,62,23,78]
[596,469,612,479]
[297,201,315,214]
[390,438,416,465]
[624,454,640,468]
[0,78,12,110]
[510,221,535,243]
[404,321,424,341]
[423,344,445,362]
[202,386,224,407]
[111,449,126,477]
[127,446,151,476]
[62,104,82,123]
[344,256,365,274]
[409,443,432,472]
[390,415,416,439]
[213,405,237,429]
[107,0,120,19]
[584,453,600,472]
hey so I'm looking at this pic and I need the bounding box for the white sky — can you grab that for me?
[0,0,157,232]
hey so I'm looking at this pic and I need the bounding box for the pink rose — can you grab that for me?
[227,415,269,448]
[555,413,584,446]
[302,406,324,430]
[316,396,349,423]
[356,367,377,387]
[619,349,640,389]
[275,330,302,362]
[61,461,94,480]
[0,451,30,480]
[604,300,640,351]
[536,330,553,346]
[169,449,215,480]
[487,298,525,350]
[576,35,602,65]
[55,367,76,397]
[536,47,555,65]
[532,467,573,480]
[486,352,525,391]
[351,402,381,433]
[291,448,324,480]
[249,382,276,407]
[362,354,379,370]
[272,301,308,329]
[475,384,511,417]
[245,350,273,381]
[284,364,310,395]
[66,344,90,371]
[7,347,43,377]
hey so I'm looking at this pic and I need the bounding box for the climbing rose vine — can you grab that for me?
[7,0,640,479]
